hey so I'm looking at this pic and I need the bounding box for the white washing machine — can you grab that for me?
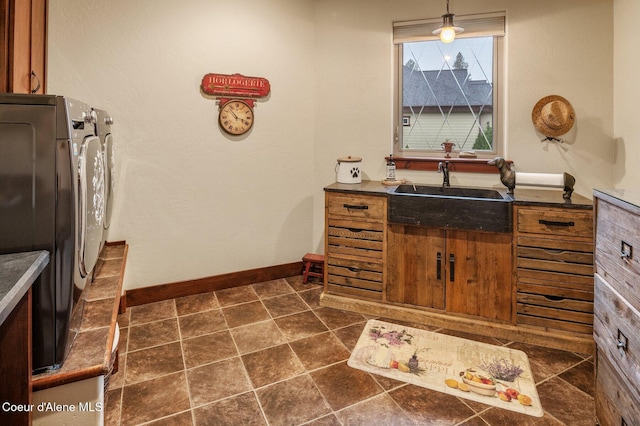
[69,100,105,286]
[0,94,107,372]
[94,108,114,233]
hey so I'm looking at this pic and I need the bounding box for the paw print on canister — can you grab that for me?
[350,167,360,178]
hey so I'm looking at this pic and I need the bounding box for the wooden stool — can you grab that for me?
[302,253,324,283]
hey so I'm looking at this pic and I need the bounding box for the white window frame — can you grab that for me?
[393,12,506,159]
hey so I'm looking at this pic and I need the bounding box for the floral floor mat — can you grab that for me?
[348,319,543,417]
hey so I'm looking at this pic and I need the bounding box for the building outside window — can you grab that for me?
[393,12,505,159]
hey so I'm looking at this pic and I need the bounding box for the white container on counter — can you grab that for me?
[336,156,362,184]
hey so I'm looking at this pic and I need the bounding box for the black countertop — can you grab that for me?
[0,250,49,325]
[324,180,593,209]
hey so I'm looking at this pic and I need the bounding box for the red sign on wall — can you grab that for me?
[201,73,270,98]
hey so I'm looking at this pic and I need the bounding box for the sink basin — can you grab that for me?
[394,185,506,200]
[389,185,513,232]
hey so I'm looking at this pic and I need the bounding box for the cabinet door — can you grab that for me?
[1,0,46,93]
[29,0,46,94]
[445,230,512,322]
[387,224,445,309]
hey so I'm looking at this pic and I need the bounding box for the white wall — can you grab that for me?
[613,0,640,187]
[48,0,615,291]
[312,0,614,192]
[49,0,317,289]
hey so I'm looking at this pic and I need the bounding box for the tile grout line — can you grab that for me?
[240,282,273,425]
[172,297,199,426]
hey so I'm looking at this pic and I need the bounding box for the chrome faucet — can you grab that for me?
[438,161,450,187]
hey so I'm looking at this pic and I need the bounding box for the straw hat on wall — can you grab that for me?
[531,95,575,137]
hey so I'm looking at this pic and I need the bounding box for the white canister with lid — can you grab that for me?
[336,156,362,184]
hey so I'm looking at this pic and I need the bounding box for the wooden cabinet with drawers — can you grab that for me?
[322,184,595,354]
[324,192,386,301]
[514,206,594,334]
[593,190,640,425]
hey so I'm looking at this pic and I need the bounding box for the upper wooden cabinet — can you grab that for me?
[1,0,47,94]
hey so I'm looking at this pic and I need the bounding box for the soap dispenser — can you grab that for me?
[386,154,396,180]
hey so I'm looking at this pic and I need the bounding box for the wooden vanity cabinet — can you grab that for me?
[387,224,512,321]
[593,191,640,425]
[324,192,386,301]
[514,206,594,334]
[323,184,595,354]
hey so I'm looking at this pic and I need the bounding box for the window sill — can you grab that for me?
[391,157,511,174]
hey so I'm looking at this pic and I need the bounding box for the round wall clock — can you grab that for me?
[218,99,254,135]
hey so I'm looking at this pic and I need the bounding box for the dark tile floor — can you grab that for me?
[105,276,596,425]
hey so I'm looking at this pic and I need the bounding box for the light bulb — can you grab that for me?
[440,27,456,43]
[432,11,463,43]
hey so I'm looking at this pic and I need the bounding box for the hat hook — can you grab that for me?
[541,136,565,144]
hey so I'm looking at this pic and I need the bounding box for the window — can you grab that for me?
[393,12,505,159]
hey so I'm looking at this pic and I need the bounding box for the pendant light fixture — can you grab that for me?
[432,0,464,43]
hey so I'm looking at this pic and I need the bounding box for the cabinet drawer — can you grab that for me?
[517,269,593,293]
[326,283,383,301]
[327,256,383,283]
[327,219,384,259]
[517,293,592,313]
[517,236,593,259]
[326,255,383,301]
[517,280,593,301]
[596,349,640,426]
[593,273,640,403]
[516,258,593,277]
[327,193,385,221]
[517,235,593,279]
[595,198,640,311]
[516,302,593,334]
[517,207,593,238]
[517,269,594,336]
[326,275,383,293]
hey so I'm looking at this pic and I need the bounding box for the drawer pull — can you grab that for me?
[543,295,565,302]
[31,71,42,93]
[621,240,633,261]
[347,228,364,233]
[543,248,566,255]
[436,252,442,280]
[617,329,628,352]
[343,204,368,210]
[538,219,574,227]
[347,266,361,273]
[449,253,455,282]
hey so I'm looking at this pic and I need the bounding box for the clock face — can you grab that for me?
[219,99,254,135]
